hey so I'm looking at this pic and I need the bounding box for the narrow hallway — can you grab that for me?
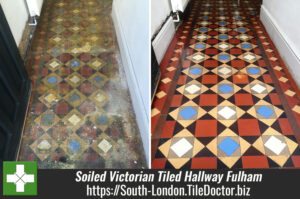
[18,0,146,168]
[152,0,300,169]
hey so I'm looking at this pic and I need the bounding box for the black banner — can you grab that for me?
[0,169,299,198]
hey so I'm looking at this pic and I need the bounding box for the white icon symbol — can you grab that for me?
[6,165,35,192]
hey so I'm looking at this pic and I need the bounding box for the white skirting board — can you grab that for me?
[260,5,300,87]
[111,4,150,167]
[152,16,176,64]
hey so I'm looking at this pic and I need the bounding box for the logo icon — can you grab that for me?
[3,161,37,196]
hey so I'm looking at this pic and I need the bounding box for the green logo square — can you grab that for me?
[3,161,37,196]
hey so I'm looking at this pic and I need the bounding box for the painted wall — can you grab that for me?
[0,0,28,45]
[261,0,300,86]
[171,0,189,12]
[112,0,150,166]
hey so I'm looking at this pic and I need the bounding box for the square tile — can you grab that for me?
[202,75,218,84]
[238,119,260,136]
[179,106,197,120]
[218,137,239,156]
[218,106,236,120]
[256,105,275,119]
[199,94,218,106]
[264,136,287,155]
[234,93,253,105]
[191,157,217,169]
[195,120,217,137]
[242,156,269,168]
[233,74,248,84]
[170,138,193,158]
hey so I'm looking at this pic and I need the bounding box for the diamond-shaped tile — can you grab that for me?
[218,137,239,156]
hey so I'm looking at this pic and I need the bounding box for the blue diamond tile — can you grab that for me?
[202,16,209,20]
[41,114,54,126]
[195,44,205,49]
[241,44,252,49]
[48,76,58,84]
[218,137,239,156]
[189,68,202,75]
[257,105,274,119]
[199,28,208,32]
[218,84,233,94]
[68,139,80,153]
[97,115,107,125]
[218,54,230,61]
[70,93,80,102]
[94,76,103,82]
[247,67,260,75]
[219,21,227,25]
[71,61,80,67]
[179,107,197,120]
[218,35,228,40]
[238,28,246,32]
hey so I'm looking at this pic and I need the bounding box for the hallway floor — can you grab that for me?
[152,0,300,169]
[18,0,146,168]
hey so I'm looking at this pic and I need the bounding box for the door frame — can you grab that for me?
[0,5,31,161]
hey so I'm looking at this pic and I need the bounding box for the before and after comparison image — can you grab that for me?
[1,0,300,198]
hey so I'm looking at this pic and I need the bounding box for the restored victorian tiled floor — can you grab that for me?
[18,0,146,168]
[152,0,300,169]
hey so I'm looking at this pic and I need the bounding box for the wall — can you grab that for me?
[112,0,150,167]
[261,0,300,86]
[0,0,28,45]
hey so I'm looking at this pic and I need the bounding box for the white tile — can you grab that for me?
[193,54,204,60]
[185,84,201,94]
[171,138,193,158]
[68,114,81,125]
[244,54,255,60]
[218,106,236,119]
[219,27,227,32]
[264,136,286,155]
[98,139,112,153]
[197,35,207,40]
[239,35,249,40]
[218,67,231,75]
[37,140,51,150]
[219,43,229,49]
[251,84,266,93]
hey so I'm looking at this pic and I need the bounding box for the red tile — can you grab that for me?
[195,120,217,137]
[183,60,191,68]
[177,75,187,84]
[233,74,248,84]
[230,48,242,55]
[171,94,183,107]
[152,158,166,169]
[56,102,69,114]
[262,74,273,83]
[278,118,294,135]
[81,67,93,76]
[161,121,176,138]
[291,156,300,167]
[191,157,217,169]
[81,125,97,139]
[269,93,281,105]
[202,75,218,84]
[229,38,240,44]
[204,60,218,68]
[242,156,269,168]
[199,94,218,106]
[80,53,91,62]
[205,48,218,55]
[231,60,245,68]
[34,103,44,115]
[234,93,253,105]
[80,102,95,114]
[238,119,261,136]
[206,39,218,44]
[58,83,69,94]
[60,53,71,62]
[257,60,266,67]
[81,83,93,94]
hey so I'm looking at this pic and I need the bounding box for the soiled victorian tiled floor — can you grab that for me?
[152,0,300,169]
[18,0,146,168]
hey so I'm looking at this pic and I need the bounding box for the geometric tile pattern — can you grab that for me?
[18,0,146,168]
[152,0,300,169]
